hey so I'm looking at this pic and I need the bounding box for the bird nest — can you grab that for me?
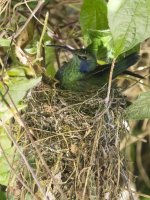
[11,82,130,200]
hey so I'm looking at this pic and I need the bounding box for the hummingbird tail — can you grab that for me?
[113,53,140,78]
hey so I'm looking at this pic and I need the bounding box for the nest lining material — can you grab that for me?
[12,82,130,200]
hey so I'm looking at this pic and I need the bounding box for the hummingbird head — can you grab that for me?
[78,52,97,73]
[49,44,97,79]
[46,44,95,60]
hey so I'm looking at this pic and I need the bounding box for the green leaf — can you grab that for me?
[0,191,6,200]
[0,39,11,47]
[44,36,56,77]
[108,0,150,56]
[0,75,41,123]
[45,46,56,77]
[7,67,26,77]
[126,91,150,119]
[87,29,113,60]
[0,128,16,186]
[80,0,108,35]
[25,192,32,200]
[0,104,26,124]
[8,76,41,105]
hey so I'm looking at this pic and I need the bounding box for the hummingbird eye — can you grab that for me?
[75,49,88,60]
[78,54,88,60]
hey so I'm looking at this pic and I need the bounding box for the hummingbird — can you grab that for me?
[47,44,141,91]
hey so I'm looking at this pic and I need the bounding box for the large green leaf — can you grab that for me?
[0,75,41,106]
[8,76,41,105]
[0,128,16,186]
[0,69,41,123]
[108,0,150,56]
[80,0,108,35]
[126,91,150,119]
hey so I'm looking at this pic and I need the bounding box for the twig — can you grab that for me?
[13,0,45,39]
[105,58,116,105]
[37,12,49,59]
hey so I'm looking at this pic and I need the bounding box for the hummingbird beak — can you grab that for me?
[46,43,75,53]
[45,43,87,58]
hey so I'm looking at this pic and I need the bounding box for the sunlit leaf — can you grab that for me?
[126,91,150,119]
[0,39,11,47]
[0,129,16,186]
[0,72,41,123]
[80,0,108,35]
[0,104,26,124]
[108,0,150,56]
[8,77,41,105]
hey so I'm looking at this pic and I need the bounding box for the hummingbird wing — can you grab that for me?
[112,53,140,78]
[122,70,145,79]
[81,53,140,79]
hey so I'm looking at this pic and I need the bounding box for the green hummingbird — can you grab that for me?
[47,45,141,91]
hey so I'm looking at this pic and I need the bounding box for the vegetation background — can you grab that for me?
[0,0,150,199]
